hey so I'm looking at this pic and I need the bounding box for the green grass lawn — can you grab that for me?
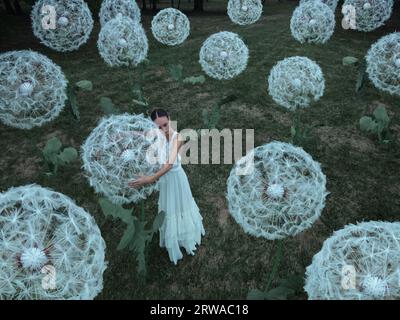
[1,1,400,299]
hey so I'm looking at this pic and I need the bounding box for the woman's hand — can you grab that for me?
[128,175,154,189]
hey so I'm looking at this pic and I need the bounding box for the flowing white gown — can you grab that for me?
[158,131,205,265]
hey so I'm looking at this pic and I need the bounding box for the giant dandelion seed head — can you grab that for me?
[268,56,325,111]
[98,15,148,67]
[31,0,93,52]
[199,31,249,80]
[226,141,328,240]
[291,1,336,44]
[343,0,394,32]
[0,50,68,130]
[366,32,400,96]
[300,0,339,12]
[305,221,400,300]
[227,0,263,26]
[81,113,166,205]
[151,8,190,46]
[99,0,141,27]
[0,184,107,300]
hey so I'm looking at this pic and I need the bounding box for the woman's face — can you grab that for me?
[154,116,170,136]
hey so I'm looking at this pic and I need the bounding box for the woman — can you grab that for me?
[129,109,205,265]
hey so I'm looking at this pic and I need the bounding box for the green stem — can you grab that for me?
[140,200,145,222]
[265,239,284,292]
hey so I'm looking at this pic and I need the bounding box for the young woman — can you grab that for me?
[128,109,205,265]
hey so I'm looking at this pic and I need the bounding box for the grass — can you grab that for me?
[1,1,400,299]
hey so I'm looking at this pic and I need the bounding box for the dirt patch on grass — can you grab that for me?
[209,195,231,229]
[12,156,41,181]
[315,125,376,153]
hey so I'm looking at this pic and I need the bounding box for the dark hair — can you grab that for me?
[150,108,169,121]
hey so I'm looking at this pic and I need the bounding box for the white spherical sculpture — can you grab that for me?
[366,32,400,96]
[99,0,141,27]
[199,31,249,80]
[31,0,93,52]
[226,141,328,240]
[291,1,336,44]
[268,56,325,111]
[0,50,68,130]
[98,15,148,67]
[0,184,107,300]
[151,8,190,46]
[227,0,263,26]
[300,0,339,12]
[343,0,394,32]
[81,113,165,205]
[305,221,400,300]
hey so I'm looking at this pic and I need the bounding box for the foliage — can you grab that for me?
[67,80,93,121]
[359,105,391,143]
[99,198,166,278]
[42,137,78,175]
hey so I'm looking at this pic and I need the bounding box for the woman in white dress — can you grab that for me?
[128,109,205,265]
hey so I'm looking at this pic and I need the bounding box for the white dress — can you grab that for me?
[158,131,206,265]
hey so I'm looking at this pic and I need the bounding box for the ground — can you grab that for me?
[1,1,400,299]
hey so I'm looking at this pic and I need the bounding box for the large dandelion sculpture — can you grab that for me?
[268,56,325,111]
[99,0,141,27]
[0,184,107,300]
[300,0,339,12]
[227,0,263,26]
[98,14,148,67]
[226,141,328,240]
[199,31,249,80]
[151,8,190,46]
[291,1,336,44]
[31,0,93,52]
[343,0,394,32]
[305,221,400,300]
[0,50,68,130]
[366,32,400,96]
[81,113,165,205]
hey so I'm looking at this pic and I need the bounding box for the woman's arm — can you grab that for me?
[128,132,182,188]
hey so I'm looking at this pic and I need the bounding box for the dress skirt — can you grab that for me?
[158,165,205,265]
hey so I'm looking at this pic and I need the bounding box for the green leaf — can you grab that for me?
[75,80,93,91]
[201,109,209,126]
[57,147,78,164]
[68,86,80,121]
[263,286,295,300]
[342,56,359,66]
[131,99,149,107]
[167,64,183,82]
[359,116,377,133]
[373,105,389,126]
[131,220,148,276]
[152,211,166,233]
[355,62,367,93]
[290,125,296,138]
[183,75,206,85]
[247,289,267,300]
[279,275,304,293]
[98,197,134,225]
[43,137,62,159]
[100,97,120,115]
[117,222,135,251]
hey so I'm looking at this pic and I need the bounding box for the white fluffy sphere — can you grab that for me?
[366,32,400,96]
[291,1,336,44]
[99,0,141,27]
[31,0,93,52]
[81,113,166,205]
[227,0,263,26]
[226,141,328,240]
[199,31,249,80]
[0,50,68,130]
[305,221,400,300]
[151,8,190,46]
[343,0,394,32]
[0,184,107,300]
[300,0,339,12]
[268,56,325,111]
[98,15,148,67]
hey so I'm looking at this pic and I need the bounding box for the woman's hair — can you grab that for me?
[150,108,169,121]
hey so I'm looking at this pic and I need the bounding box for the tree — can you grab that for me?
[193,0,203,12]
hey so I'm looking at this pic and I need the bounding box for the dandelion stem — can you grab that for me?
[265,239,285,292]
